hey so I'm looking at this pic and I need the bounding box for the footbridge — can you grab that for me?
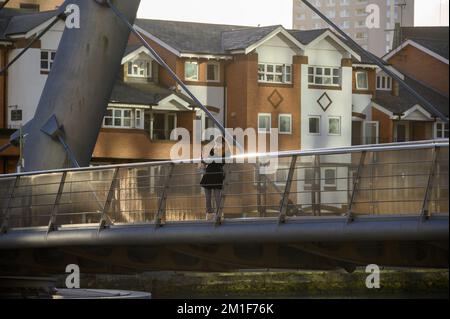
[0,140,448,275]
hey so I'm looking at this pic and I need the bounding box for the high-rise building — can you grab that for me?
[293,0,415,57]
[2,0,63,11]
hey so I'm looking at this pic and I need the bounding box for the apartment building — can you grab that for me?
[0,9,447,176]
[2,0,62,11]
[368,26,449,144]
[293,0,415,57]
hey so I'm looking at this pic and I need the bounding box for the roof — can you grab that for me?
[135,19,367,59]
[2,8,61,37]
[394,26,449,59]
[373,75,449,118]
[222,25,280,51]
[135,19,249,55]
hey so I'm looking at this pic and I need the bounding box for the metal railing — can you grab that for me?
[0,140,448,233]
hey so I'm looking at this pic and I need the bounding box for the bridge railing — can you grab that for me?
[0,140,448,232]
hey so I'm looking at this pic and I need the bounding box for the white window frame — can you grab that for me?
[258,113,272,134]
[135,109,142,129]
[40,50,56,72]
[258,63,292,84]
[376,75,392,90]
[308,66,341,87]
[328,116,342,136]
[206,62,220,82]
[324,167,337,188]
[308,116,321,135]
[103,108,133,129]
[355,71,369,90]
[185,61,199,81]
[279,114,292,135]
[435,122,449,139]
[127,59,151,78]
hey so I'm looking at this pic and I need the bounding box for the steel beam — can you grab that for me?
[0,215,447,250]
[47,172,67,235]
[279,156,298,224]
[155,164,174,227]
[21,0,141,172]
[347,151,367,223]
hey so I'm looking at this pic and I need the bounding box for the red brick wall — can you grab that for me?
[387,44,449,96]
[372,107,393,143]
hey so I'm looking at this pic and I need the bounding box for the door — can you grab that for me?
[396,123,408,142]
[364,121,379,145]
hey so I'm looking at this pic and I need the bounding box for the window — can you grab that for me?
[258,63,292,84]
[355,8,366,16]
[185,61,198,81]
[436,122,449,139]
[11,110,22,121]
[326,10,335,18]
[355,20,365,28]
[308,66,341,86]
[135,109,142,128]
[104,108,133,128]
[279,114,292,134]
[41,50,56,72]
[340,21,350,29]
[376,75,392,90]
[304,168,315,190]
[258,113,271,133]
[355,71,369,90]
[355,32,368,40]
[20,3,39,11]
[340,10,350,18]
[308,116,321,135]
[328,117,341,135]
[326,0,335,6]
[340,0,350,5]
[207,63,220,82]
[324,168,337,188]
[127,60,151,78]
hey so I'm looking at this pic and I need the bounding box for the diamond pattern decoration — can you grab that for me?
[268,89,284,109]
[317,92,333,112]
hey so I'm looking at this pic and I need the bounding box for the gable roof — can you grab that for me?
[135,19,249,55]
[387,26,449,63]
[2,8,61,38]
[221,25,280,51]
[394,26,449,58]
[372,75,449,118]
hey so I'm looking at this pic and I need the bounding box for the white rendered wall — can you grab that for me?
[7,21,64,128]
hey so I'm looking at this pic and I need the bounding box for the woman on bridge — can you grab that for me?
[200,140,226,220]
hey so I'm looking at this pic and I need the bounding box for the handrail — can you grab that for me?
[0,140,447,179]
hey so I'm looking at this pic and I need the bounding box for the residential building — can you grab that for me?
[293,0,415,57]
[366,26,449,144]
[0,10,447,181]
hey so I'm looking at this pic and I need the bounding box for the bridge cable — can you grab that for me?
[299,0,448,123]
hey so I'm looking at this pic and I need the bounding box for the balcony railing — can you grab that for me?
[0,140,448,233]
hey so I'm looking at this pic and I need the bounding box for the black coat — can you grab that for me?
[200,161,225,190]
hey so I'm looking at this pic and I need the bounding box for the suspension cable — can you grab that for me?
[299,0,448,123]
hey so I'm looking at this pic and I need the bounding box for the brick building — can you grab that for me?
[0,9,448,175]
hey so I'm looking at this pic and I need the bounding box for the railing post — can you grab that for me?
[279,156,298,224]
[215,164,230,226]
[314,155,321,216]
[421,147,440,222]
[98,167,119,232]
[47,172,67,235]
[155,163,174,228]
[0,176,19,234]
[347,151,367,223]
